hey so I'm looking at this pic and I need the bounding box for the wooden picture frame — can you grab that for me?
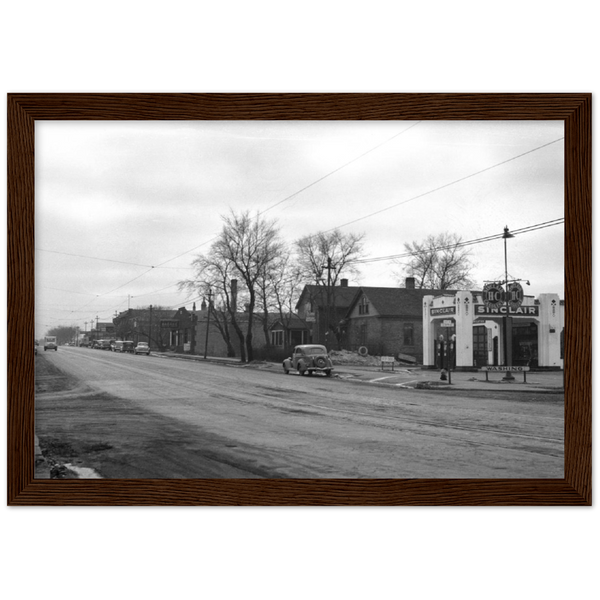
[7,93,591,506]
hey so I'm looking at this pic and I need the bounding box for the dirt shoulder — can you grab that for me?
[35,355,89,478]
[34,354,267,479]
[35,353,81,394]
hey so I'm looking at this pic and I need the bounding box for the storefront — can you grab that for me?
[422,291,564,370]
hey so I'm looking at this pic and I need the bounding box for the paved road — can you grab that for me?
[35,347,564,479]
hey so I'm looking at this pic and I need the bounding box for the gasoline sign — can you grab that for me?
[440,319,454,328]
[483,282,504,309]
[506,282,524,310]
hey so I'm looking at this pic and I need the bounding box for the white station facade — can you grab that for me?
[422,290,564,370]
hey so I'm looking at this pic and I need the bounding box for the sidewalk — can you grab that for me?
[334,364,564,393]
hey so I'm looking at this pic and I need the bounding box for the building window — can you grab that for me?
[184,328,189,344]
[404,323,414,346]
[271,330,284,346]
[358,297,370,315]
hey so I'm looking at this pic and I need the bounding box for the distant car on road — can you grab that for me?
[44,336,58,351]
[283,344,333,377]
[113,340,135,353]
[134,342,151,356]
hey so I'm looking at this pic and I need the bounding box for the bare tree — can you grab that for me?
[295,229,365,348]
[295,229,364,287]
[396,232,476,290]
[180,210,285,362]
[255,254,305,349]
[179,256,239,358]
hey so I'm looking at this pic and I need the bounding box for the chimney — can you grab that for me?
[405,277,415,289]
[340,278,348,287]
[231,279,238,312]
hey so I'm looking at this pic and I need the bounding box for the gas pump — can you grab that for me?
[438,335,447,380]
[438,333,456,383]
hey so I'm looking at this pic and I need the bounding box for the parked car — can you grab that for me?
[134,342,151,356]
[113,340,135,353]
[98,339,112,350]
[283,344,333,377]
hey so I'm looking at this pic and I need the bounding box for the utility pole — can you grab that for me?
[149,305,153,349]
[204,289,212,359]
[321,256,335,350]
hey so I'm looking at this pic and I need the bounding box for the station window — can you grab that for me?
[404,323,414,346]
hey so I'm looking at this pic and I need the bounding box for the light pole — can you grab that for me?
[502,226,515,381]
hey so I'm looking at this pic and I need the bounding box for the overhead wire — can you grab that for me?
[41,128,563,329]
[349,218,564,265]
[323,137,564,234]
[55,123,424,322]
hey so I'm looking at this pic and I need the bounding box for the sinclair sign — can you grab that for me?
[475,304,539,317]
[480,280,535,315]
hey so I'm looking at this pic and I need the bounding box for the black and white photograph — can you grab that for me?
[34,119,565,480]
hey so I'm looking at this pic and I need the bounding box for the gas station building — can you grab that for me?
[422,290,564,370]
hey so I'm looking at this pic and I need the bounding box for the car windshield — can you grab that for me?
[137,343,148,347]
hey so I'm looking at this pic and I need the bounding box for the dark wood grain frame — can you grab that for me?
[8,93,591,506]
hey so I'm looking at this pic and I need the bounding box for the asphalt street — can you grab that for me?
[36,354,563,478]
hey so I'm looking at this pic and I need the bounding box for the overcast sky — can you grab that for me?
[35,120,564,339]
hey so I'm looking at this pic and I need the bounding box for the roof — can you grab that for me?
[269,315,309,331]
[345,287,466,318]
[296,284,362,310]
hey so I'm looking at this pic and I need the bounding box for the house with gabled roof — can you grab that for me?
[342,279,458,362]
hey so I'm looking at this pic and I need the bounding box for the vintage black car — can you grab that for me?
[113,340,135,353]
[283,344,333,377]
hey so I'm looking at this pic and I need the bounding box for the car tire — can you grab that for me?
[299,363,306,376]
[307,370,313,376]
[325,369,332,377]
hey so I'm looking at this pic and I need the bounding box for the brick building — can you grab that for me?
[342,284,445,362]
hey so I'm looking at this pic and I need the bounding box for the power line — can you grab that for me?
[59,123,422,320]
[36,248,187,269]
[258,122,422,216]
[350,218,564,265]
[324,137,564,234]
[45,130,562,325]
[151,123,422,269]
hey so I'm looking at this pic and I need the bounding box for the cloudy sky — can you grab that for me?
[35,120,564,339]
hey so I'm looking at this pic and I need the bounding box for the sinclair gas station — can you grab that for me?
[422,226,564,374]
[422,285,564,372]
